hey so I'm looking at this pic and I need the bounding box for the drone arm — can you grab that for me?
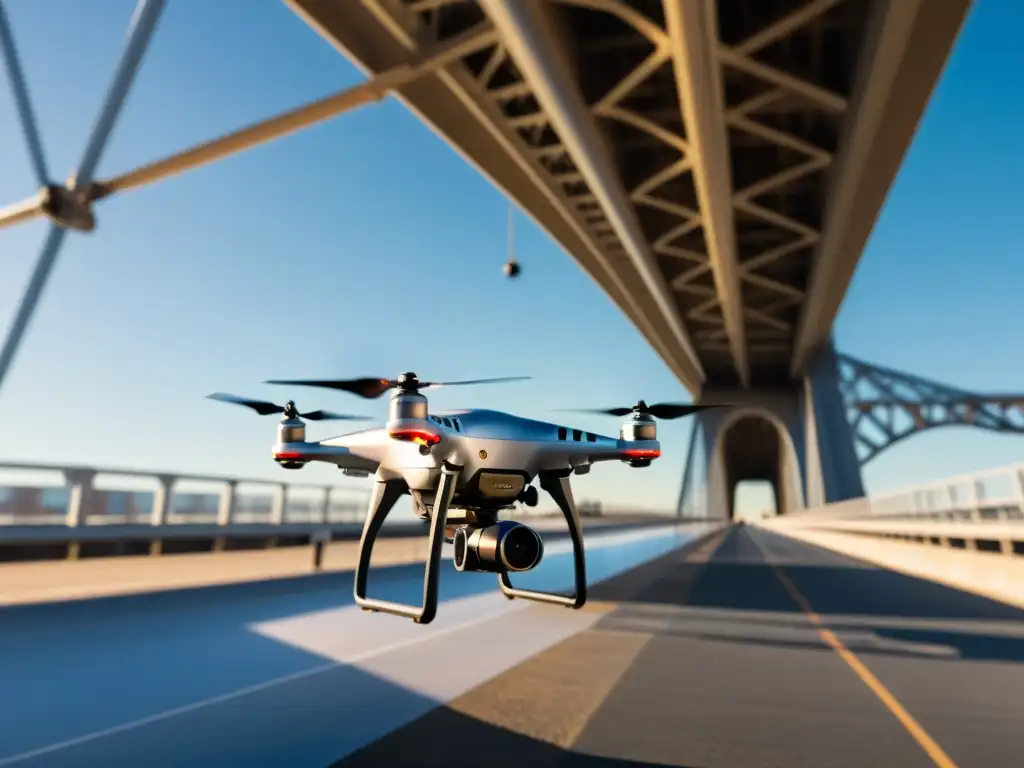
[536,439,661,467]
[498,470,586,609]
[354,464,460,625]
[272,441,380,474]
[586,438,660,464]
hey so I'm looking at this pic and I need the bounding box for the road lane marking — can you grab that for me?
[0,604,509,768]
[0,524,706,766]
[750,531,960,768]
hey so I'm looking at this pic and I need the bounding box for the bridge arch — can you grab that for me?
[709,406,805,519]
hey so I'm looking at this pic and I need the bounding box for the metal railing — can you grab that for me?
[0,460,680,562]
[787,461,1024,522]
[764,461,1024,556]
[0,460,381,560]
[0,460,371,528]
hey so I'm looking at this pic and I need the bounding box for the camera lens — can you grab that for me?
[453,528,468,571]
[500,525,542,571]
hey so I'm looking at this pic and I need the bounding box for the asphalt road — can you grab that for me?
[0,523,717,767]
[339,525,1024,768]
[3,523,1021,767]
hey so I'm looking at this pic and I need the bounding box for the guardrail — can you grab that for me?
[0,460,676,562]
[0,460,380,560]
[787,461,1024,522]
[764,462,1024,556]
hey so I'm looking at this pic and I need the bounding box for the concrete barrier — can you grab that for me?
[758,522,1024,610]
[0,518,691,607]
[0,536,429,607]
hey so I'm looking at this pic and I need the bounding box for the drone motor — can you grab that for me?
[618,405,658,468]
[452,521,544,574]
[389,374,430,420]
[619,409,657,442]
[204,393,373,471]
[275,411,308,470]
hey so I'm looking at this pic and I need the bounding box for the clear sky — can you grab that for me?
[0,0,1022,517]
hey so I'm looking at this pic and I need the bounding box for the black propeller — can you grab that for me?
[206,392,372,421]
[562,400,727,420]
[262,371,531,399]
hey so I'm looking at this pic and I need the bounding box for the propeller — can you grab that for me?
[561,400,727,420]
[205,392,371,421]
[263,371,531,399]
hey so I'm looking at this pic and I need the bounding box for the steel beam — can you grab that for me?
[662,0,749,387]
[790,0,973,376]
[479,0,705,386]
[0,22,498,230]
[0,0,165,397]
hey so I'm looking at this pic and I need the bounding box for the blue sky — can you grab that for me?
[0,0,1021,516]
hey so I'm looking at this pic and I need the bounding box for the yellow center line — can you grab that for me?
[750,532,960,768]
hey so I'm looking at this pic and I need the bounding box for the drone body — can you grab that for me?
[209,373,717,625]
[273,406,660,508]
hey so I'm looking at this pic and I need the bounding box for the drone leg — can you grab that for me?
[498,470,587,609]
[354,465,459,625]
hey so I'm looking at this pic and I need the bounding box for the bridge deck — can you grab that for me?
[341,527,1024,768]
[1,525,1020,767]
[0,516,663,605]
[288,0,971,388]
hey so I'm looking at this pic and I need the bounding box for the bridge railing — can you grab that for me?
[0,460,372,528]
[0,460,682,562]
[764,462,1024,557]
[787,462,1024,522]
[0,460,384,560]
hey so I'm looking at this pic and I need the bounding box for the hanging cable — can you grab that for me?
[503,199,521,279]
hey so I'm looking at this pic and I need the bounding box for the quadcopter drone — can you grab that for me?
[207,373,721,625]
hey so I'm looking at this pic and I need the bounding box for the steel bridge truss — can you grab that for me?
[405,0,867,387]
[0,0,975,409]
[838,353,1024,466]
[0,0,891,396]
[0,0,502,393]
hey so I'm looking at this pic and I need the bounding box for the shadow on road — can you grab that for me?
[589,526,1024,666]
[331,705,694,768]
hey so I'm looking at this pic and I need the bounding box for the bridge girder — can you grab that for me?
[0,0,975,396]
[287,0,972,390]
[677,349,1024,520]
[838,354,1024,467]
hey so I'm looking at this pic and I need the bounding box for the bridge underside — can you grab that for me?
[285,0,974,519]
[289,0,971,391]
[678,343,861,519]
[677,347,1024,521]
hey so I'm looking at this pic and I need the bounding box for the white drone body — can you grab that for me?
[273,405,661,510]
[209,372,713,625]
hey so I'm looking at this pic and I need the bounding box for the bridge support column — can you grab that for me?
[675,422,699,519]
[690,390,807,520]
[803,342,865,505]
[677,343,864,520]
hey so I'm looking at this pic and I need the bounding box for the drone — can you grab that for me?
[207,373,722,625]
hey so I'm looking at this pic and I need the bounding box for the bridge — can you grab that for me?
[0,0,1011,523]
[2,0,1024,766]
[1,459,1023,766]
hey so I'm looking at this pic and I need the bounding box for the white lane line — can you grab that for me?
[252,591,524,663]
[0,604,508,767]
[0,523,702,766]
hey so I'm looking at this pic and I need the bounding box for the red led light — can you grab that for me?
[274,452,303,460]
[389,429,441,446]
[623,448,660,460]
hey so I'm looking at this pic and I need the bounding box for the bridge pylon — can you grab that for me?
[677,344,1024,521]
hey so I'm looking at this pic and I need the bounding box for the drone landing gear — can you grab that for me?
[499,470,587,610]
[354,464,459,625]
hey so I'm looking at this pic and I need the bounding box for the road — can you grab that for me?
[0,523,715,767]
[2,524,1023,767]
